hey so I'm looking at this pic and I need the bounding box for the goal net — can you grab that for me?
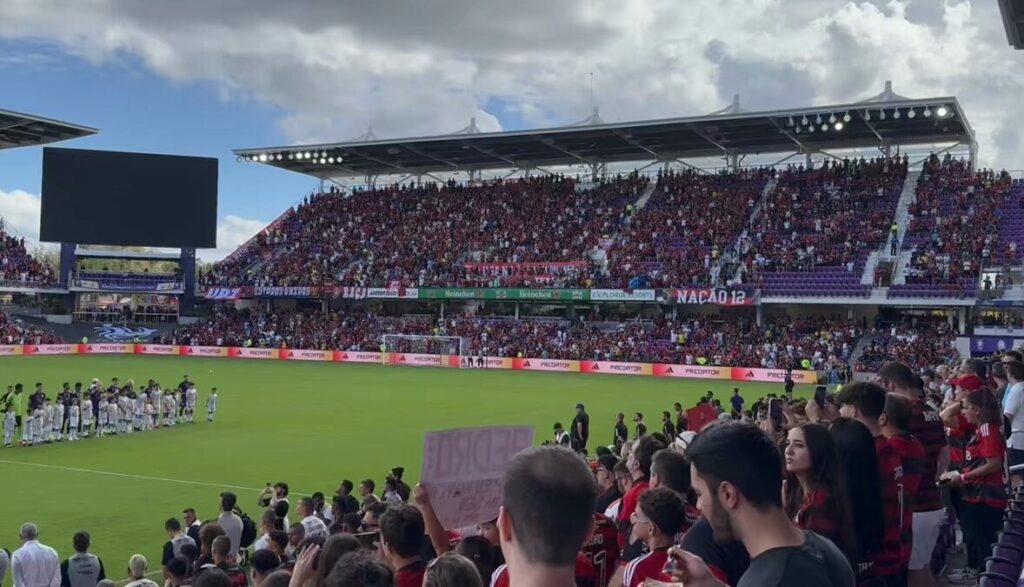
[381,334,468,365]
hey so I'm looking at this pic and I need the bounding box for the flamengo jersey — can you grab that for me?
[623,547,669,587]
[581,514,620,587]
[490,553,597,587]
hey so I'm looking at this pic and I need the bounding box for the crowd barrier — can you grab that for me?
[0,343,820,384]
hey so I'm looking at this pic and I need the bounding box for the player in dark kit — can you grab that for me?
[613,413,628,448]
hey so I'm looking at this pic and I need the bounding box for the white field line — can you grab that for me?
[0,458,298,494]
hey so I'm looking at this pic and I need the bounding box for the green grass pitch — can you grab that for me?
[0,355,810,584]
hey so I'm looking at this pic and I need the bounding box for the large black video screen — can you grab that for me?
[40,147,218,248]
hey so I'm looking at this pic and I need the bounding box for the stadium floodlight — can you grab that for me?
[328,157,335,164]
[258,153,268,162]
[287,153,294,160]
[320,150,327,158]
[801,115,809,126]
[275,153,282,161]
[303,151,312,159]
[843,112,851,123]
[319,157,327,164]
[936,106,949,117]
[892,108,901,119]
[815,114,823,125]
[807,124,815,133]
[820,123,828,131]
[864,110,871,122]
[828,113,837,124]
[923,106,932,117]
[907,108,916,119]
[834,121,844,131]
[879,110,886,120]
[794,126,801,134]
[787,116,795,127]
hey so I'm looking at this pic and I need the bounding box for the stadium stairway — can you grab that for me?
[746,177,778,227]
[891,250,915,285]
[587,179,658,274]
[883,169,921,263]
[632,179,658,211]
[860,251,881,286]
[847,329,875,368]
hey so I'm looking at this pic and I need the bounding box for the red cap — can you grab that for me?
[950,374,984,392]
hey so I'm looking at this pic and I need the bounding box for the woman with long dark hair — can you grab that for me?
[829,417,886,586]
[940,390,1007,582]
[782,423,857,564]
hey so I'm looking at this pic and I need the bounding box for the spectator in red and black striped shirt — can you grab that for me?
[623,488,686,587]
[837,382,907,587]
[939,390,1007,581]
[783,424,856,564]
[877,361,949,587]
[879,395,924,577]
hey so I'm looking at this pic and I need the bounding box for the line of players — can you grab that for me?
[2,375,218,448]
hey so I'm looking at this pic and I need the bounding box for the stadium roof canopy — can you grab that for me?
[0,108,98,151]
[235,82,976,180]
[1001,0,1024,49]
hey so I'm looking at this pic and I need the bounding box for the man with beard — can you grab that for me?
[664,422,854,587]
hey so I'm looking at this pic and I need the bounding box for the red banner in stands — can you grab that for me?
[230,347,280,360]
[333,351,383,363]
[280,349,332,361]
[687,404,719,432]
[652,364,731,379]
[512,358,580,373]
[23,344,79,355]
[0,345,23,356]
[79,343,133,354]
[580,361,653,375]
[730,367,817,383]
[180,345,230,357]
[135,344,180,355]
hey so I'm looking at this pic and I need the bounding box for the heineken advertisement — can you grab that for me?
[417,288,590,301]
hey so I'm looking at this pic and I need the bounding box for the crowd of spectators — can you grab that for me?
[156,307,864,371]
[0,310,61,345]
[855,320,959,372]
[204,175,649,289]
[604,168,770,288]
[903,155,1012,287]
[741,156,907,278]
[0,219,55,286]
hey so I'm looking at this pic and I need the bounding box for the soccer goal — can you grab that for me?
[381,334,470,366]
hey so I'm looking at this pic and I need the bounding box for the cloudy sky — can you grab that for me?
[0,0,1022,261]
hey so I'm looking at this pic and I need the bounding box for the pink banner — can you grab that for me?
[135,344,180,355]
[79,343,133,354]
[23,344,79,356]
[730,367,817,383]
[334,351,384,363]
[230,347,280,360]
[389,353,444,367]
[652,364,731,379]
[512,358,580,372]
[180,345,230,357]
[580,361,653,375]
[280,349,332,361]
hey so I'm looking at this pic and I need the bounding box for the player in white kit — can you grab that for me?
[206,388,218,422]
[53,401,64,441]
[3,405,15,447]
[152,386,163,427]
[80,399,93,438]
[185,384,197,423]
[32,406,45,445]
[68,402,80,441]
[97,400,108,437]
[164,394,176,426]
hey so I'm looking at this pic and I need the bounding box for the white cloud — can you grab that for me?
[0,187,42,243]
[199,214,268,263]
[0,0,1021,170]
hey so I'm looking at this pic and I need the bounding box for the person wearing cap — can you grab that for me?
[594,454,621,514]
[216,493,243,559]
[948,359,986,395]
[571,403,590,453]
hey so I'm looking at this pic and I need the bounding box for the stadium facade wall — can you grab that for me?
[0,344,818,384]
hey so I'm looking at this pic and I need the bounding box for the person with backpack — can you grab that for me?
[216,493,243,559]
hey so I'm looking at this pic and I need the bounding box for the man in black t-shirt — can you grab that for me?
[633,412,647,439]
[665,422,854,587]
[571,403,589,452]
[613,412,628,447]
